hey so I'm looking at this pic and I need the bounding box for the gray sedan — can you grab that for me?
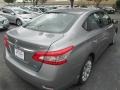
[4,8,118,90]
[0,7,39,26]
[0,15,9,30]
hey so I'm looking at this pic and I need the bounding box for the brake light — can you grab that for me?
[32,46,74,65]
[3,34,9,48]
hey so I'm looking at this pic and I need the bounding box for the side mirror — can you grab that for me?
[112,19,118,24]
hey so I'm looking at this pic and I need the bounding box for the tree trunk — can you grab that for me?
[94,0,102,7]
[33,0,39,6]
[33,0,35,6]
[35,0,39,5]
[70,0,74,8]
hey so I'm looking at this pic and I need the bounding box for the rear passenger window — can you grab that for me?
[82,14,100,31]
[2,9,12,14]
[93,13,105,27]
[95,12,112,27]
[2,9,8,13]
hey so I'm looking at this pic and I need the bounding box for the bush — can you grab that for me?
[4,0,16,3]
[116,0,120,9]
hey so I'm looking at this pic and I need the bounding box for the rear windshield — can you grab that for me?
[23,13,79,33]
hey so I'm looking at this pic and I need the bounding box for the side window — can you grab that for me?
[2,9,9,13]
[82,14,100,31]
[94,13,104,28]
[39,8,44,12]
[2,9,13,14]
[96,12,112,27]
[32,8,38,12]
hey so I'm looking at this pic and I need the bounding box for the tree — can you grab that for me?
[40,0,47,4]
[33,0,39,5]
[32,0,47,5]
[23,0,26,6]
[35,0,39,5]
[4,0,16,3]
[116,0,120,9]
[70,0,74,8]
[94,0,102,7]
[32,0,35,5]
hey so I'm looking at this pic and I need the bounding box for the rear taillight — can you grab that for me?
[3,34,9,48]
[32,46,74,65]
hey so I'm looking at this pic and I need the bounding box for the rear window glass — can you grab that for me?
[23,13,79,33]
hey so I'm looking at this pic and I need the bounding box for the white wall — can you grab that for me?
[16,0,23,2]
[0,0,6,7]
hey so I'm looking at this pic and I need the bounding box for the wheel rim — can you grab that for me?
[82,59,92,82]
[17,20,22,26]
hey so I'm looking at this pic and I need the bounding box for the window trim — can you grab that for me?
[95,11,112,27]
[82,12,100,31]
[82,11,112,31]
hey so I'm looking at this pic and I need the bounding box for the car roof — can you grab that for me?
[48,8,100,15]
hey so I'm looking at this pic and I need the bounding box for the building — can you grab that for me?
[0,0,6,7]
[0,0,5,3]
[2,0,116,6]
[16,0,32,3]
[46,0,117,6]
[81,0,116,6]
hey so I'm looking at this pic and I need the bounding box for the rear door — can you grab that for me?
[1,9,15,23]
[1,9,9,19]
[6,9,16,23]
[82,13,108,57]
[95,11,114,48]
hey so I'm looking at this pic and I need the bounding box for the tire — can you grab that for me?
[16,19,22,26]
[78,56,93,84]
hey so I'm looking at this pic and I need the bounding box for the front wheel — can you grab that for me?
[16,19,22,26]
[78,56,93,84]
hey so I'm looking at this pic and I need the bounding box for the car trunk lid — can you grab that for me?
[6,27,64,71]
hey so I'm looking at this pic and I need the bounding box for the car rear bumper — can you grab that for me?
[5,60,54,90]
[4,49,74,90]
[5,49,57,90]
[0,23,9,29]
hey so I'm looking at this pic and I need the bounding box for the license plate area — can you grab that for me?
[15,48,24,60]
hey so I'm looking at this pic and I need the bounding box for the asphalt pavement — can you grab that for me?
[0,14,120,90]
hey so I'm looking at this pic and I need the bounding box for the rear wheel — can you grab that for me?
[79,56,93,84]
[16,19,22,26]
